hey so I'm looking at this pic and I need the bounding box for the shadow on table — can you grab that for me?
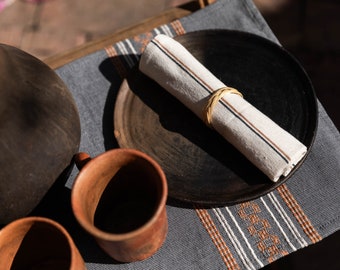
[29,164,122,265]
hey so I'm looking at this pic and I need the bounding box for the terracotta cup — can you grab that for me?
[71,148,168,262]
[0,216,86,270]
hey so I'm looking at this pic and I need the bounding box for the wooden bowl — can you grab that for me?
[114,30,317,205]
[0,44,80,224]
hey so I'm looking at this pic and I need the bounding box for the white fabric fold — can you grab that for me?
[139,34,307,182]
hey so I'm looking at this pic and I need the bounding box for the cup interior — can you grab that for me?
[0,218,72,270]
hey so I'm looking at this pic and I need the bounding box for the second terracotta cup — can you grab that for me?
[71,148,168,262]
[0,216,86,270]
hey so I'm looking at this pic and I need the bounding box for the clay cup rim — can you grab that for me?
[71,148,168,241]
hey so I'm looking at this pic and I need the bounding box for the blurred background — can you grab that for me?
[0,0,339,269]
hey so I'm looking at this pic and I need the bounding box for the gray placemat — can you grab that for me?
[54,0,340,269]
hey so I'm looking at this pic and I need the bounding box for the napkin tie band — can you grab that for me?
[204,86,243,127]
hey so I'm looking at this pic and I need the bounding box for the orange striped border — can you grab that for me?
[105,45,128,79]
[105,20,185,78]
[238,201,288,263]
[277,184,322,243]
[170,20,186,35]
[195,206,240,269]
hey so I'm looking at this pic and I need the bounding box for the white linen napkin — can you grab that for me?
[139,34,307,182]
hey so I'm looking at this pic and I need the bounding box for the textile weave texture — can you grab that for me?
[56,0,340,269]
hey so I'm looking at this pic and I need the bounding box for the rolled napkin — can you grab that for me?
[139,34,307,182]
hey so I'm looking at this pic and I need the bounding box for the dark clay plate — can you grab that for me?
[114,30,317,205]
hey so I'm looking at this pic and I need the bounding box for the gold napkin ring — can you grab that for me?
[204,86,243,127]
